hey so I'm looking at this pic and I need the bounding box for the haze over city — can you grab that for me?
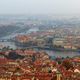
[0,0,80,15]
[0,0,80,80]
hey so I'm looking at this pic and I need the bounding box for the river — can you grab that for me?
[0,42,80,58]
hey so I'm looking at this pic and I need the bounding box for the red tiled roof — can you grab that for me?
[0,58,7,64]
[24,50,36,55]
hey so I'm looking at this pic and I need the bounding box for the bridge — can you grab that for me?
[0,39,13,42]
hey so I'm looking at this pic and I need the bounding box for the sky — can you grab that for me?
[0,0,80,15]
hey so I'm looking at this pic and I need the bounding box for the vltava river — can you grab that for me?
[0,42,80,58]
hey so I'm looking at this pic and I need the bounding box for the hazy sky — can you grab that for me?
[0,0,80,15]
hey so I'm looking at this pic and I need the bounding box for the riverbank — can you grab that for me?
[0,42,80,58]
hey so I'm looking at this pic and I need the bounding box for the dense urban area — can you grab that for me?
[0,15,80,80]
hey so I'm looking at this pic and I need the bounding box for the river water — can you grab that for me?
[0,42,80,58]
[0,42,17,49]
[45,50,80,58]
